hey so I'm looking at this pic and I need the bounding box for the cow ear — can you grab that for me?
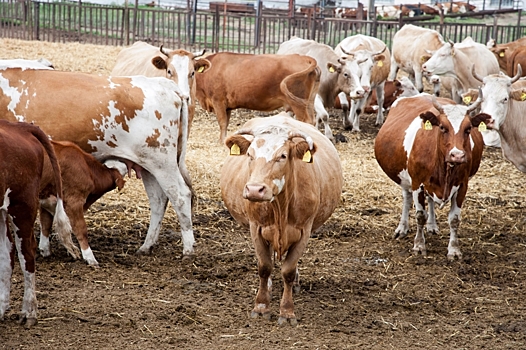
[194,59,211,74]
[115,177,126,191]
[293,140,317,163]
[471,113,493,129]
[420,111,439,129]
[327,62,340,74]
[393,79,401,87]
[420,54,431,63]
[151,56,168,70]
[461,89,479,105]
[510,88,526,101]
[225,135,251,155]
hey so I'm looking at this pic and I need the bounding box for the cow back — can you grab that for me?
[391,24,444,71]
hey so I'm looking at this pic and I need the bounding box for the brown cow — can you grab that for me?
[487,37,526,73]
[506,46,526,77]
[375,93,490,259]
[195,52,321,143]
[220,113,343,325]
[0,120,77,328]
[38,141,127,267]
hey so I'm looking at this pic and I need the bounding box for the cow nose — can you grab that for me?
[352,89,365,99]
[243,184,269,201]
[449,150,466,164]
[363,86,371,93]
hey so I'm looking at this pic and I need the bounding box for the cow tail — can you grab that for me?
[31,127,80,259]
[178,97,196,212]
[280,58,320,124]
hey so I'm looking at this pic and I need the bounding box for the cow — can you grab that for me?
[389,24,446,93]
[111,41,211,129]
[487,37,526,73]
[276,37,365,140]
[0,67,195,257]
[374,93,490,259]
[506,45,526,77]
[471,67,526,171]
[195,52,321,144]
[334,6,365,18]
[335,34,390,131]
[421,37,501,146]
[38,141,128,267]
[433,2,474,14]
[334,77,419,114]
[220,113,343,325]
[0,120,78,328]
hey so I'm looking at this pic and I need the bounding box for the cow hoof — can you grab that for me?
[182,254,195,262]
[413,248,427,257]
[278,316,297,326]
[19,316,37,328]
[393,231,408,240]
[447,252,462,261]
[136,247,153,255]
[250,310,271,320]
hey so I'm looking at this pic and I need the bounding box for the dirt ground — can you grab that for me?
[1,38,526,349]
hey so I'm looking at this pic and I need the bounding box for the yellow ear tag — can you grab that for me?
[478,121,487,132]
[499,52,505,57]
[302,150,312,163]
[377,61,383,67]
[521,92,526,101]
[230,143,240,155]
[328,66,335,73]
[463,95,472,105]
[424,120,433,130]
[197,66,205,73]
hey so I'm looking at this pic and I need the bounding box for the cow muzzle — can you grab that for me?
[447,150,466,165]
[243,183,273,202]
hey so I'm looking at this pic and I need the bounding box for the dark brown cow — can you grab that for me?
[38,141,127,267]
[0,120,77,328]
[220,113,343,325]
[195,52,321,143]
[375,94,490,259]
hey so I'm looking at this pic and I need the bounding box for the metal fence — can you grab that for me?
[1,0,525,52]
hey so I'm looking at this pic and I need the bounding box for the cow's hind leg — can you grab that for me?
[0,192,14,321]
[68,198,98,267]
[374,82,386,126]
[412,187,428,256]
[251,224,273,320]
[314,96,334,142]
[394,187,412,239]
[447,193,462,260]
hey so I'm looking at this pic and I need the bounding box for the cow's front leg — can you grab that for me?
[412,187,428,256]
[447,193,462,260]
[394,187,412,239]
[374,83,386,126]
[426,196,439,234]
[0,201,14,321]
[250,224,273,320]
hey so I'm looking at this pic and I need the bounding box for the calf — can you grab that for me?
[0,120,77,328]
[375,93,490,259]
[38,141,127,267]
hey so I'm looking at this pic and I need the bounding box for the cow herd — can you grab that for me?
[1,23,526,327]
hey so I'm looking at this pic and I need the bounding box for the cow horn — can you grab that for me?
[288,131,314,150]
[339,45,352,56]
[511,64,522,83]
[448,39,455,46]
[432,95,444,114]
[193,49,206,58]
[472,65,484,82]
[374,45,387,56]
[159,45,170,56]
[467,88,483,113]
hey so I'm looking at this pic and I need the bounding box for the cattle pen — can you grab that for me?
[0,0,525,52]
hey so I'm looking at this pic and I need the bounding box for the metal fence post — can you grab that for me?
[254,0,262,49]
[33,1,39,41]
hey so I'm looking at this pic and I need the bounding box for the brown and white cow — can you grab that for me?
[277,36,365,140]
[111,41,211,129]
[0,67,195,257]
[195,52,321,143]
[389,24,445,93]
[375,93,490,259]
[0,120,77,328]
[220,113,343,325]
[487,37,526,73]
[38,141,127,267]
[335,34,390,131]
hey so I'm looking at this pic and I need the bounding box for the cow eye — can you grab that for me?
[502,97,509,103]
[343,73,348,78]
[465,127,472,134]
[439,125,447,133]
[167,69,173,77]
[190,71,195,78]
[278,153,287,161]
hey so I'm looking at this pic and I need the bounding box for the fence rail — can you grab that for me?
[1,0,525,52]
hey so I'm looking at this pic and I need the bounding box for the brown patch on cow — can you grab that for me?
[256,138,266,148]
[106,140,117,148]
[145,129,161,147]
[155,110,162,121]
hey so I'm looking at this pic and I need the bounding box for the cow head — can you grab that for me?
[328,55,365,100]
[151,46,211,98]
[103,160,127,191]
[422,41,457,77]
[339,45,387,93]
[397,77,419,98]
[419,93,490,165]
[225,124,316,202]
[472,65,523,131]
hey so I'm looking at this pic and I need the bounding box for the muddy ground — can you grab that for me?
[1,38,526,349]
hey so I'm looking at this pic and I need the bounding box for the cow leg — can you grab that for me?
[216,106,231,145]
[426,196,439,234]
[0,193,14,321]
[412,187,428,256]
[67,199,98,267]
[38,206,54,258]
[394,187,412,239]
[447,193,462,260]
[250,224,273,320]
[388,56,399,81]
[351,94,370,132]
[413,67,424,93]
[347,98,361,132]
[338,92,352,130]
[314,95,334,142]
[374,82,386,126]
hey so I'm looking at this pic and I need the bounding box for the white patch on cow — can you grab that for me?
[170,55,191,99]
[442,104,467,133]
[0,74,25,120]
[273,176,286,195]
[0,189,13,318]
[38,233,51,257]
[81,247,98,266]
[397,168,412,189]
[107,77,120,89]
[403,116,423,157]
[251,126,289,162]
[0,59,53,70]
[432,184,460,208]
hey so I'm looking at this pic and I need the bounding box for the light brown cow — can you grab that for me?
[0,120,77,328]
[506,46,526,77]
[487,37,526,73]
[38,141,127,267]
[195,52,321,143]
[375,93,490,259]
[389,24,445,92]
[220,113,343,325]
